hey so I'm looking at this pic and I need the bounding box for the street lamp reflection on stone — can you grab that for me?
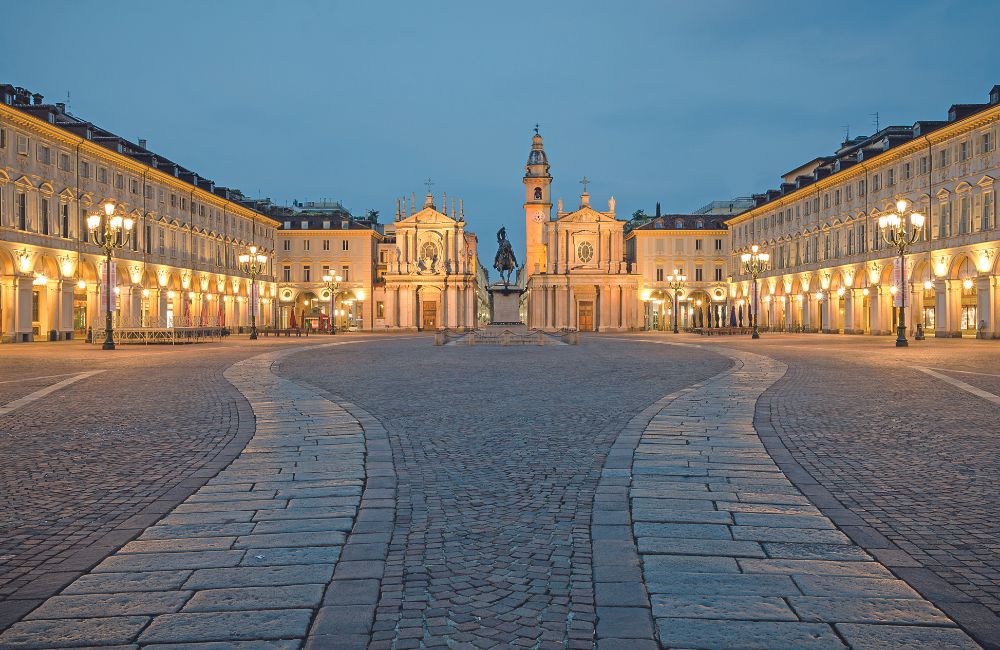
[88,200,134,350]
[238,245,269,340]
[741,245,770,339]
[877,198,924,347]
[666,270,686,334]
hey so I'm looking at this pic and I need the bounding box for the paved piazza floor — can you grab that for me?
[0,333,997,649]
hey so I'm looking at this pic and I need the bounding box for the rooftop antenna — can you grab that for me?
[841,124,850,143]
[870,112,880,132]
[65,90,71,111]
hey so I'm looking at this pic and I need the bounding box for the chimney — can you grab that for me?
[32,93,44,105]
[138,138,147,149]
[655,202,661,217]
[55,102,66,112]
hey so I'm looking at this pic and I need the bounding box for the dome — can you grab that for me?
[527,131,547,166]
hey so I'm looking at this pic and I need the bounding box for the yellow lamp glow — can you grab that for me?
[963,279,974,290]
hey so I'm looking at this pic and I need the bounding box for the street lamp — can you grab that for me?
[87,201,134,350]
[666,270,686,334]
[322,274,343,334]
[238,245,269,340]
[741,245,770,339]
[878,198,925,347]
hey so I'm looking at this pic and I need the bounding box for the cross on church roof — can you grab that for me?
[424,177,435,194]
[534,123,539,135]
[579,176,590,193]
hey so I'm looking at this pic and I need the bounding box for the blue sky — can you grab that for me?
[4,1,999,253]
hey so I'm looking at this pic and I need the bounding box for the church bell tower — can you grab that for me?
[523,126,552,278]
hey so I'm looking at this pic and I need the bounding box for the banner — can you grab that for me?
[250,283,259,319]
[891,257,912,308]
[98,260,118,313]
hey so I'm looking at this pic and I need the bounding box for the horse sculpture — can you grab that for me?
[493,226,519,288]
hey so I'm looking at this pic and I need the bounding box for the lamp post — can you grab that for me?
[87,201,134,350]
[322,274,343,334]
[666,270,686,334]
[238,246,269,340]
[741,245,770,339]
[878,198,925,347]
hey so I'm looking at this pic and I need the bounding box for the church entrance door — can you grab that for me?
[422,301,437,330]
[578,301,594,332]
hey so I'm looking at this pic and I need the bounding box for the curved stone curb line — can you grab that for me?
[0,340,386,649]
[598,339,978,650]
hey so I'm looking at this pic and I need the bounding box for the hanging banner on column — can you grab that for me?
[98,260,118,313]
[891,257,912,308]
[250,283,260,319]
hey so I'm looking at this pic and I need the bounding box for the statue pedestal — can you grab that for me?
[488,283,525,326]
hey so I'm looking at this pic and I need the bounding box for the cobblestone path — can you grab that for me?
[0,341,380,648]
[608,339,977,649]
[282,337,730,649]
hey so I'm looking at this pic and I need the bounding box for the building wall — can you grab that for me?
[0,103,278,342]
[728,103,1000,337]
[628,226,729,330]
[274,226,381,331]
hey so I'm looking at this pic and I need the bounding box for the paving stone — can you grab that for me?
[62,571,193,595]
[240,546,342,567]
[25,591,190,619]
[834,623,980,649]
[183,584,325,612]
[651,594,798,621]
[792,575,921,599]
[643,554,740,576]
[790,596,953,625]
[93,550,245,573]
[0,616,149,649]
[657,618,845,649]
[139,609,313,643]
[645,572,799,597]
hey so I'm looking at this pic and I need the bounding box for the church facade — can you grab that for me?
[373,192,482,331]
[522,131,640,331]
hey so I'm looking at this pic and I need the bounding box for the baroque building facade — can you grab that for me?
[373,192,482,331]
[0,85,278,343]
[728,84,1000,338]
[523,131,640,331]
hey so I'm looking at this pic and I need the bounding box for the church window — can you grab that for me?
[420,241,438,260]
[534,187,542,200]
[577,241,594,263]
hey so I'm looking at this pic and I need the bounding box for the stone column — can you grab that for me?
[0,277,15,342]
[942,279,963,337]
[975,276,992,338]
[15,275,34,342]
[57,280,74,338]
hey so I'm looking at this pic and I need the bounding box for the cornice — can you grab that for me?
[0,104,279,228]
[728,103,1000,226]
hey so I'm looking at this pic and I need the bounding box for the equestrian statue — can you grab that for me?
[493,226,519,289]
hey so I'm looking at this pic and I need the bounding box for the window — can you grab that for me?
[674,219,683,229]
[903,162,912,179]
[938,149,949,167]
[872,174,881,191]
[656,267,664,282]
[696,219,704,229]
[322,239,330,251]
[16,134,28,155]
[282,265,291,282]
[283,239,291,251]
[846,185,853,201]
[342,239,350,252]
[79,159,91,177]
[170,194,177,207]
[61,203,70,238]
[98,167,108,184]
[714,239,723,251]
[144,185,153,199]
[323,220,331,229]
[303,240,311,251]
[16,192,26,230]
[145,224,152,254]
[984,192,995,230]
[58,152,71,171]
[283,220,291,229]
[960,141,969,161]
[115,173,124,189]
[714,268,723,282]
[341,265,350,281]
[303,265,311,282]
[37,144,51,164]
[577,241,594,263]
[40,197,49,235]
[983,132,994,154]
[129,178,139,194]
[695,268,703,282]
[919,156,929,174]
[858,179,866,196]
[300,220,308,229]
[695,239,703,251]
[887,169,895,186]
[534,187,542,200]
[158,229,165,255]
[377,301,385,319]
[834,189,841,205]
[0,127,6,148]
[824,194,830,209]
[959,195,970,234]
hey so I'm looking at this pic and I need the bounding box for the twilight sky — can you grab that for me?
[4,1,999,253]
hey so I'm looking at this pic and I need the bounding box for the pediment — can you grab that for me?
[559,206,618,224]
[399,207,457,227]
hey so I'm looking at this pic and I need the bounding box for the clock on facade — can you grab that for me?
[533,213,545,223]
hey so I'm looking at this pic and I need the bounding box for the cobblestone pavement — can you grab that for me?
[669,333,1000,648]
[0,337,373,631]
[281,337,731,649]
[614,339,976,649]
